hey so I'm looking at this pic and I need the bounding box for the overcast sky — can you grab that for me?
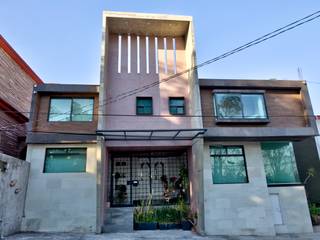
[1,1,319,114]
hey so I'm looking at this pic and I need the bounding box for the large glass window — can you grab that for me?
[169,97,185,115]
[214,93,267,120]
[136,97,153,115]
[49,98,94,122]
[210,145,248,184]
[261,142,300,185]
[44,148,87,173]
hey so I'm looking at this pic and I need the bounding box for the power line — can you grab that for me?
[93,10,320,109]
[2,10,320,130]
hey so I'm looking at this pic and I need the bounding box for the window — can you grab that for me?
[169,97,185,115]
[261,142,300,185]
[214,93,267,120]
[44,148,87,173]
[210,145,248,184]
[136,97,153,115]
[48,98,94,122]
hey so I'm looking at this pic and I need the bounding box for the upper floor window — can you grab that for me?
[44,148,87,173]
[210,145,248,184]
[214,93,267,120]
[261,142,300,185]
[136,97,153,115]
[48,98,94,122]
[169,97,185,115]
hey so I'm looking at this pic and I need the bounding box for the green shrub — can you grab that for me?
[156,206,181,224]
[309,203,320,216]
[134,195,156,223]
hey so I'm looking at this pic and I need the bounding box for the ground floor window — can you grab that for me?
[44,148,87,173]
[210,145,248,184]
[261,142,300,185]
[110,151,188,207]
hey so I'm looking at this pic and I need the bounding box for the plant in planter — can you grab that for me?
[309,203,320,225]
[133,195,157,230]
[156,206,181,230]
[176,200,192,231]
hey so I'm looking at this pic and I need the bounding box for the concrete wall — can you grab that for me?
[269,186,313,234]
[202,141,313,236]
[203,141,275,236]
[0,153,29,237]
[22,143,98,233]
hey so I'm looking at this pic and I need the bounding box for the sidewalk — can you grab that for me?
[4,230,320,240]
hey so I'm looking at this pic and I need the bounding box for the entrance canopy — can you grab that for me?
[96,129,206,141]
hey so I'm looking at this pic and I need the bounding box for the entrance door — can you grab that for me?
[110,151,188,207]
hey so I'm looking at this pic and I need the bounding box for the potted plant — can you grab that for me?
[156,206,181,230]
[176,200,192,231]
[310,203,320,225]
[133,195,157,230]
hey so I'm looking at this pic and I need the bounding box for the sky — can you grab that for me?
[0,1,319,114]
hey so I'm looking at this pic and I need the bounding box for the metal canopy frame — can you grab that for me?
[96,129,207,141]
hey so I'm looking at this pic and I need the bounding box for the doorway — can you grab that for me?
[110,151,188,207]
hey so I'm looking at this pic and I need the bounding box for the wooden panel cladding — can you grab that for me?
[0,110,26,158]
[33,93,99,134]
[200,88,307,128]
[0,49,37,118]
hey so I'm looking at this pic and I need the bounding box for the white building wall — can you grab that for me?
[22,143,98,232]
[203,141,313,236]
[203,141,275,236]
[268,186,313,233]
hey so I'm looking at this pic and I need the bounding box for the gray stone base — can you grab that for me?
[103,207,133,233]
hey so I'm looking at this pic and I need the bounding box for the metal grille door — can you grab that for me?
[110,151,188,207]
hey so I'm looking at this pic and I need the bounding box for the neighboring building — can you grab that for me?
[199,79,317,235]
[22,11,317,236]
[0,35,43,158]
[317,116,320,155]
[293,115,320,204]
[23,84,100,232]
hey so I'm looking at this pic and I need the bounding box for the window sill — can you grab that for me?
[267,183,303,187]
[215,118,270,124]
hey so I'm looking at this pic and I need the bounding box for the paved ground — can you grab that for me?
[3,230,320,240]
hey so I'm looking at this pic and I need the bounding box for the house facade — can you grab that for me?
[0,35,43,159]
[22,11,317,236]
[200,79,317,235]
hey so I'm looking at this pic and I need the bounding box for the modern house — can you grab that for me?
[0,35,43,159]
[22,11,318,236]
[199,79,317,235]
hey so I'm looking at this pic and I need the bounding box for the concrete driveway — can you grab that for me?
[3,230,320,240]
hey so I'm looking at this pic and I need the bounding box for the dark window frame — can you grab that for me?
[169,97,185,115]
[136,97,153,115]
[210,145,249,184]
[48,97,94,122]
[213,91,269,123]
[43,147,87,173]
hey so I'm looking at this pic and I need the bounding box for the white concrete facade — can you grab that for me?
[22,143,99,233]
[202,141,313,236]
